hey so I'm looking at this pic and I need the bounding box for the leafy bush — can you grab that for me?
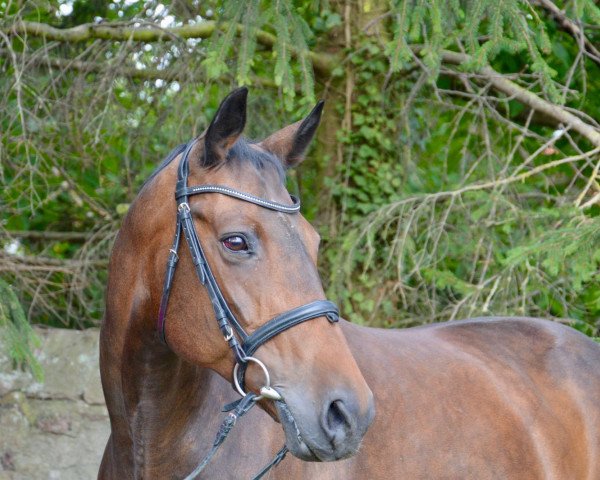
[1,0,600,348]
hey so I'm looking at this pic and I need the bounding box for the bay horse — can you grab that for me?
[99,88,600,479]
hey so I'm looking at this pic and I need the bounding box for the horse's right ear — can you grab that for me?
[260,100,324,168]
[202,87,248,167]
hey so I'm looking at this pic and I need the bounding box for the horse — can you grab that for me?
[99,88,600,479]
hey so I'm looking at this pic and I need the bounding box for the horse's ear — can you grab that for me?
[260,101,324,168]
[202,87,248,167]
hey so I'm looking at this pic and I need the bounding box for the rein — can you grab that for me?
[156,139,340,479]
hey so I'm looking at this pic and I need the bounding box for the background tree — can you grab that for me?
[1,0,600,370]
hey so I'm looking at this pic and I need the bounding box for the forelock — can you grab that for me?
[226,138,286,183]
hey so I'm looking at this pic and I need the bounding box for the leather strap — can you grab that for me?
[182,393,259,480]
[252,445,289,480]
[179,204,248,362]
[242,300,339,357]
[183,392,289,480]
[157,217,182,344]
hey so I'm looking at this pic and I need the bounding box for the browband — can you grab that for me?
[176,185,301,213]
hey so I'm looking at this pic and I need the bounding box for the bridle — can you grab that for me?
[156,139,340,479]
[158,138,340,396]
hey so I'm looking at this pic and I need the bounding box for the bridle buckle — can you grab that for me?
[223,325,234,342]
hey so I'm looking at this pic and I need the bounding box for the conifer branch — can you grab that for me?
[415,47,600,147]
[6,20,335,77]
[6,20,599,145]
[530,0,600,66]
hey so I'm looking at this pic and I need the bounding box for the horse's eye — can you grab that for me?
[222,236,248,252]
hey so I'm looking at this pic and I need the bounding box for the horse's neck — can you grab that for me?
[104,277,226,474]
[120,338,231,475]
[103,177,236,475]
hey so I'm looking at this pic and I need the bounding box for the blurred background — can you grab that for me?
[1,0,600,372]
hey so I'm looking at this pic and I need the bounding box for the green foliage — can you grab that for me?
[385,0,598,102]
[204,0,317,109]
[505,214,600,291]
[0,279,43,381]
[331,44,400,219]
[1,0,600,357]
[322,6,600,332]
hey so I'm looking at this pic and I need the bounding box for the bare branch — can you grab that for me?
[0,252,107,271]
[417,47,600,147]
[0,51,285,90]
[6,20,335,76]
[3,230,92,241]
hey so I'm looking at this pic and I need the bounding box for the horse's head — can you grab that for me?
[145,88,374,461]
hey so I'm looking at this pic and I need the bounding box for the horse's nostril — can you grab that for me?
[322,399,352,445]
[327,400,348,432]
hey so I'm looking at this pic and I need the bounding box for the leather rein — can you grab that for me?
[156,139,340,479]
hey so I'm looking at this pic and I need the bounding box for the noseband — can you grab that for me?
[156,139,340,479]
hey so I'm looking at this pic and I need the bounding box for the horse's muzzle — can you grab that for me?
[275,387,375,462]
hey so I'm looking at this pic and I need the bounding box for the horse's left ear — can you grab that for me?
[202,87,248,167]
[260,101,324,168]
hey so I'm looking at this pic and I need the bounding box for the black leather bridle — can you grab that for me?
[156,139,340,479]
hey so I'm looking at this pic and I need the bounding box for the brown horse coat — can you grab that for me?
[99,90,600,479]
[101,316,600,479]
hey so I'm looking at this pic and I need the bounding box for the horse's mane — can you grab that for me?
[141,142,187,190]
[141,138,285,192]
